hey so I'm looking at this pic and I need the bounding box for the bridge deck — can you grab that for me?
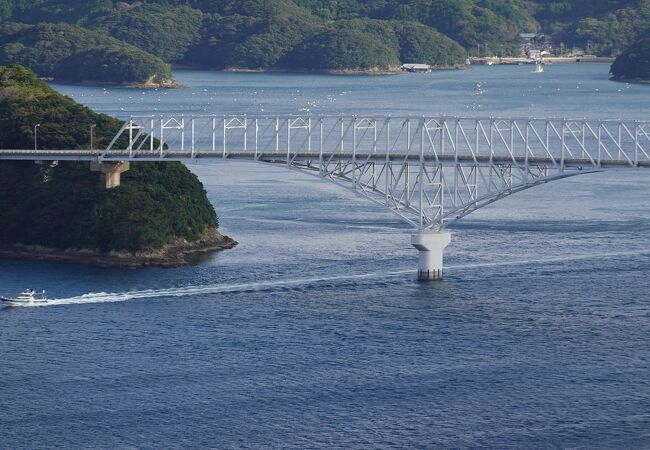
[0,150,647,169]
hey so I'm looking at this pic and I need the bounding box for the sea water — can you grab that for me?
[1,64,650,448]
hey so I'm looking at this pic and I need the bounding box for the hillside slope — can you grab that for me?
[1,0,648,73]
[0,22,175,86]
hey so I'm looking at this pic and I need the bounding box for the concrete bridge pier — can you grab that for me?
[411,230,451,281]
[90,161,130,189]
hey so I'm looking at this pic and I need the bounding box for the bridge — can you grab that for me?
[2,114,650,281]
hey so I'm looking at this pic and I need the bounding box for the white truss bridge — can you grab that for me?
[2,114,649,280]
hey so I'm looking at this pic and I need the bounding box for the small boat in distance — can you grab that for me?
[534,62,544,73]
[1,289,48,307]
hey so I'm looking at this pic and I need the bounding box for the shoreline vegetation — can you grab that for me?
[0,65,235,268]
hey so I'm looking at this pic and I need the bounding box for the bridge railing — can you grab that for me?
[107,115,650,168]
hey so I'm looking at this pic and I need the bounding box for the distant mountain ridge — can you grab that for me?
[0,0,648,75]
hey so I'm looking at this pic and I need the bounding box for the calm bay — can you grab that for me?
[1,63,650,447]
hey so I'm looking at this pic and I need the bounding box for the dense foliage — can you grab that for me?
[296,0,650,56]
[185,9,320,68]
[92,3,204,62]
[1,0,649,72]
[283,19,465,70]
[610,34,650,80]
[295,0,538,55]
[0,0,470,70]
[0,65,218,251]
[535,0,650,55]
[0,22,172,85]
[285,22,401,71]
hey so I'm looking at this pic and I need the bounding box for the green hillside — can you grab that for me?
[0,0,472,71]
[295,0,650,56]
[91,3,204,62]
[0,65,221,255]
[0,22,173,86]
[294,0,539,55]
[0,0,649,73]
[282,19,465,71]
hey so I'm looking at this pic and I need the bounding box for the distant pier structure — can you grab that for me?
[400,63,431,73]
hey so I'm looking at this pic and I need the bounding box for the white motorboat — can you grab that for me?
[1,289,48,307]
[534,62,544,73]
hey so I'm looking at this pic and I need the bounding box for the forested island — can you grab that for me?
[0,65,236,267]
[0,22,175,87]
[611,34,650,82]
[0,0,649,79]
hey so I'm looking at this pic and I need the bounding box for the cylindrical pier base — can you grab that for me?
[411,230,451,281]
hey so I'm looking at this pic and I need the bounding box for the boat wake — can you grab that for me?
[46,271,412,306]
[14,249,648,307]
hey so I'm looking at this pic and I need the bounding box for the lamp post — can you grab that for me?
[34,124,40,150]
[90,124,96,151]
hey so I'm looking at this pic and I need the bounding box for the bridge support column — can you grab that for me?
[90,161,130,189]
[411,230,451,281]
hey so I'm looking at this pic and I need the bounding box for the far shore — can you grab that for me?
[0,228,237,268]
[171,64,468,75]
[42,57,619,88]
[472,56,616,65]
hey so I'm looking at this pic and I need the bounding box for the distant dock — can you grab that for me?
[400,63,432,73]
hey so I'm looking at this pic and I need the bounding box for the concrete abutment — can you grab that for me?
[90,161,130,189]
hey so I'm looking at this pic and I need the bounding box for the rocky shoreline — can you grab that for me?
[45,77,186,89]
[0,228,237,268]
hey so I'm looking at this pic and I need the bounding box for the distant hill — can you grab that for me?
[0,0,649,74]
[294,0,650,56]
[90,0,468,70]
[0,22,174,87]
[0,0,473,72]
[293,0,538,56]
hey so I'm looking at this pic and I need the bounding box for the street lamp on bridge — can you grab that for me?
[33,123,40,150]
[90,124,96,151]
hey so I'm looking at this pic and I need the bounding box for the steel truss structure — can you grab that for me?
[3,115,650,230]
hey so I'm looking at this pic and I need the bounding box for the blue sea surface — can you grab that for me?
[1,64,650,448]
